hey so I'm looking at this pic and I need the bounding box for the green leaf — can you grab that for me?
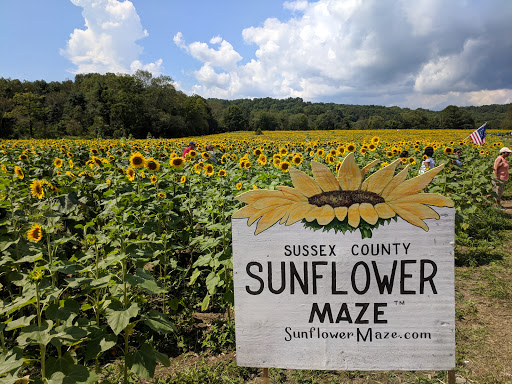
[125,269,165,294]
[142,310,177,334]
[105,302,139,335]
[201,294,210,312]
[16,320,54,347]
[206,272,221,295]
[84,330,117,361]
[5,315,36,331]
[189,269,201,286]
[47,365,99,384]
[126,343,169,379]
[51,325,88,347]
[0,348,24,376]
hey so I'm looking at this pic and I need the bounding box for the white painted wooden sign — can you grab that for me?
[231,156,455,370]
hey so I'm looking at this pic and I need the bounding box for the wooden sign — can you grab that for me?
[232,155,455,370]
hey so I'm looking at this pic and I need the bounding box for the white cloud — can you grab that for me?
[175,0,512,109]
[61,0,162,76]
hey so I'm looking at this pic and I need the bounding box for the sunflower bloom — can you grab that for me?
[218,169,227,177]
[14,166,24,179]
[145,158,160,172]
[30,180,44,199]
[130,152,145,168]
[54,158,63,168]
[170,157,185,169]
[233,153,453,235]
[27,224,43,242]
[126,167,136,181]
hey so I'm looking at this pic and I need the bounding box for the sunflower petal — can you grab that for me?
[255,206,290,235]
[361,159,400,194]
[338,153,362,190]
[374,203,396,219]
[248,206,274,226]
[289,167,323,197]
[286,202,314,225]
[381,165,410,199]
[311,161,340,192]
[253,197,295,210]
[232,205,260,219]
[348,203,360,228]
[305,206,325,222]
[361,159,380,178]
[334,206,348,221]
[359,203,379,225]
[393,202,440,220]
[277,186,308,201]
[316,205,336,225]
[236,189,285,204]
[387,203,429,231]
[386,164,446,201]
[393,193,454,207]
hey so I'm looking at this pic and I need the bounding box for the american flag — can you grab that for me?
[469,123,486,146]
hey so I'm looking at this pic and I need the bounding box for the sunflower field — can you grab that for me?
[0,129,509,383]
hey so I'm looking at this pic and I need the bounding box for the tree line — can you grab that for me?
[1,71,511,139]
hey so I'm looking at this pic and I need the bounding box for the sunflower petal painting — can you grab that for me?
[233,153,454,236]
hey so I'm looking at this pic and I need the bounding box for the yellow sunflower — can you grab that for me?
[158,192,166,198]
[54,158,63,168]
[27,224,43,242]
[233,153,453,235]
[126,167,136,181]
[444,147,454,155]
[201,152,210,160]
[204,164,214,176]
[170,157,185,169]
[218,169,227,177]
[279,161,291,172]
[14,166,24,179]
[145,158,160,172]
[180,176,187,184]
[236,182,243,190]
[30,180,44,199]
[150,175,158,183]
[130,152,145,168]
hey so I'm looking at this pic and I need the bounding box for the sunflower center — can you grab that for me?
[308,190,385,208]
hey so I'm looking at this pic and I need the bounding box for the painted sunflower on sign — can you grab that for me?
[233,153,453,237]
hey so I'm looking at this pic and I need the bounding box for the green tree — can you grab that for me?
[500,105,512,131]
[439,105,474,130]
[223,105,249,131]
[4,92,47,137]
[288,113,309,130]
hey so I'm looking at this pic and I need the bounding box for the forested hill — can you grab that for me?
[1,71,511,139]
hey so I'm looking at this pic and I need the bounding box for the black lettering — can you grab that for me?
[329,245,336,256]
[292,245,301,256]
[335,303,353,323]
[320,244,326,256]
[372,260,397,294]
[268,261,286,294]
[361,244,369,255]
[403,242,411,254]
[245,262,264,295]
[284,327,292,341]
[351,244,359,255]
[312,261,328,294]
[420,259,438,294]
[400,260,416,294]
[290,262,308,294]
[309,303,334,323]
[374,303,387,323]
[332,262,348,294]
[357,327,372,342]
[311,244,318,256]
[354,303,369,324]
[303,244,309,256]
[381,243,390,255]
[284,245,291,256]
[351,261,370,294]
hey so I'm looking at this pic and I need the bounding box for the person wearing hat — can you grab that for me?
[492,147,512,208]
[182,141,196,157]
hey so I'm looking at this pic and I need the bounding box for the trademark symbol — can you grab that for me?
[394,300,405,305]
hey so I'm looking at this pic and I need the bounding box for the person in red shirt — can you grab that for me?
[182,141,196,157]
[493,147,511,208]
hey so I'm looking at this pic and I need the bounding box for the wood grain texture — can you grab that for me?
[232,207,455,370]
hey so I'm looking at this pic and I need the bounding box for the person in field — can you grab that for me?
[418,146,434,174]
[182,141,196,157]
[492,147,512,209]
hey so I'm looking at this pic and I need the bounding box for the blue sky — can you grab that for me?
[1,0,512,110]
